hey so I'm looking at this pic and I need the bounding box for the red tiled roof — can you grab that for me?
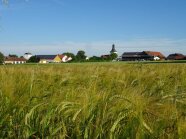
[101,55,110,58]
[167,53,185,60]
[57,54,65,59]
[144,51,165,58]
[5,57,27,61]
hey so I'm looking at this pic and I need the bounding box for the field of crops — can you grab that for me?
[0,63,186,138]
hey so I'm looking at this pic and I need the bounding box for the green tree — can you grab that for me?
[9,54,18,57]
[0,52,4,64]
[110,53,118,60]
[27,56,40,63]
[76,50,86,61]
[89,56,103,62]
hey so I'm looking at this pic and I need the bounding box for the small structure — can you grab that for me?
[54,54,72,63]
[4,57,27,64]
[167,53,186,60]
[23,53,33,60]
[36,55,56,64]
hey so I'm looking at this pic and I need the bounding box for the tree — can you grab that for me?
[89,56,103,62]
[9,54,18,57]
[110,53,118,60]
[27,56,40,63]
[0,52,4,64]
[76,50,86,61]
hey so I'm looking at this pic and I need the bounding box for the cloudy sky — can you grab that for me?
[0,0,186,56]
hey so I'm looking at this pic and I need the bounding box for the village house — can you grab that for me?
[36,54,72,64]
[36,55,56,64]
[4,57,27,64]
[122,51,165,61]
[53,54,72,63]
[167,53,186,60]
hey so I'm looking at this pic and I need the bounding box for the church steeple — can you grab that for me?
[110,44,117,54]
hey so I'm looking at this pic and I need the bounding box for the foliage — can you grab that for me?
[0,51,4,64]
[110,53,118,60]
[27,56,40,63]
[8,54,18,58]
[89,56,103,62]
[76,50,86,61]
[0,63,186,138]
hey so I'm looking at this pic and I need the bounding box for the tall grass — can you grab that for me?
[0,63,186,138]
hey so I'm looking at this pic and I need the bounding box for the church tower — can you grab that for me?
[110,44,117,54]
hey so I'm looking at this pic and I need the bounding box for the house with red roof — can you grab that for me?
[4,57,27,64]
[167,53,186,60]
[122,51,165,61]
[54,54,72,63]
[144,51,165,60]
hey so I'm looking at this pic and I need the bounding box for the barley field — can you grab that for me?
[0,63,186,138]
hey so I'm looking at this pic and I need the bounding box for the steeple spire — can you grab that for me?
[110,44,117,54]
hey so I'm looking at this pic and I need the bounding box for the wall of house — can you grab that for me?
[5,61,26,64]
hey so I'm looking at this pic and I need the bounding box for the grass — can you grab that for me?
[0,63,186,138]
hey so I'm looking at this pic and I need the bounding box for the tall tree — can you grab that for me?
[0,52,4,64]
[9,54,18,57]
[27,56,40,63]
[110,53,118,60]
[76,50,86,61]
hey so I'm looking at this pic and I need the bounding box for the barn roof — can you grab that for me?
[122,52,150,57]
[36,55,56,60]
[144,51,165,58]
[5,57,27,61]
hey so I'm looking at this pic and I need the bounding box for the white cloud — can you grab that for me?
[0,38,186,56]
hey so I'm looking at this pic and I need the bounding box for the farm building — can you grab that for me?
[144,51,165,60]
[36,55,56,64]
[122,51,165,61]
[4,57,27,64]
[122,52,151,61]
[36,54,72,64]
[167,53,186,60]
[53,54,72,63]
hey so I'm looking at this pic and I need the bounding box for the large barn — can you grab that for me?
[122,51,165,61]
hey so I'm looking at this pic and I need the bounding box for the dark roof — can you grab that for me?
[24,52,32,55]
[5,57,27,61]
[36,55,56,60]
[122,52,150,57]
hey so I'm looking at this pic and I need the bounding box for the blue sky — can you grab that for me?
[0,0,186,56]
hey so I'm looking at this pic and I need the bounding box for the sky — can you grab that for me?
[0,0,186,56]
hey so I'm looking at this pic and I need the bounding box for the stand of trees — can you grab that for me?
[0,52,4,64]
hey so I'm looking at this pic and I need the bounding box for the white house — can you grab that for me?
[4,57,27,64]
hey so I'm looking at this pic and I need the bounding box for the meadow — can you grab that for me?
[0,63,186,138]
